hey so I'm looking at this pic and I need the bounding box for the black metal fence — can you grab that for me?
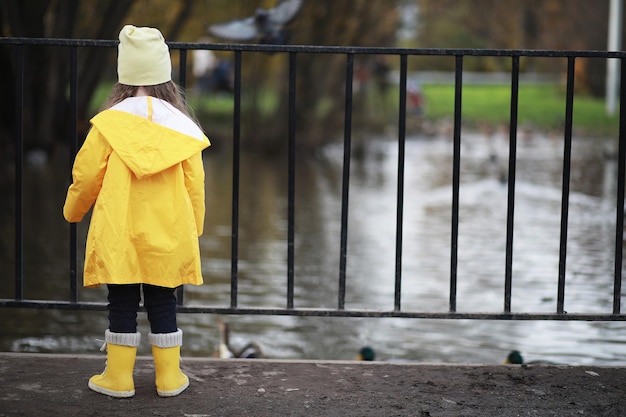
[1,37,625,321]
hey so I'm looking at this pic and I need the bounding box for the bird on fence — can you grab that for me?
[207,0,304,45]
[505,350,561,365]
[215,321,266,358]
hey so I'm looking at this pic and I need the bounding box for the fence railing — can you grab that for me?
[1,37,625,321]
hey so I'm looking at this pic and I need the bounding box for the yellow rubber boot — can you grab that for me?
[88,330,141,398]
[149,329,189,397]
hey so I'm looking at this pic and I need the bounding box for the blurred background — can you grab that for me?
[1,1,625,365]
[0,0,623,156]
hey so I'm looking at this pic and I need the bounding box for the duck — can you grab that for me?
[505,350,560,365]
[207,0,304,45]
[356,346,376,361]
[216,321,266,359]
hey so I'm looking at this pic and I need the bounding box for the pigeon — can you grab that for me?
[208,0,303,44]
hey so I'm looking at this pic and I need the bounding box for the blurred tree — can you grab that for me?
[415,0,615,95]
[0,0,400,157]
[0,0,135,157]
[233,0,400,151]
[1,0,621,160]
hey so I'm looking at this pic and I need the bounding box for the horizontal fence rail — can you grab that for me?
[1,37,625,321]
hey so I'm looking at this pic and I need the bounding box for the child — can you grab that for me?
[63,25,210,398]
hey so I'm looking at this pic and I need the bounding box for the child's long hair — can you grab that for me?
[101,81,197,123]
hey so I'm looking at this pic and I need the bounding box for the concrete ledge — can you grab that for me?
[0,352,625,416]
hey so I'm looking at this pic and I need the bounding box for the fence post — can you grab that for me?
[449,55,463,313]
[338,53,354,310]
[504,55,520,313]
[557,56,576,314]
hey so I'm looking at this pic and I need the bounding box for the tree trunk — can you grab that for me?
[0,0,135,158]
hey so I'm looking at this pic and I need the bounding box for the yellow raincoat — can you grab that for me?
[63,96,210,288]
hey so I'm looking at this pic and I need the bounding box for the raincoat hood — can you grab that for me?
[91,96,209,178]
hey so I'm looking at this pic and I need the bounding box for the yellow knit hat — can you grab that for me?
[117,25,171,86]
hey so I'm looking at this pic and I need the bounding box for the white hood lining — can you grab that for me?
[110,96,205,141]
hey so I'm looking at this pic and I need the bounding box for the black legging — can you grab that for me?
[107,284,178,334]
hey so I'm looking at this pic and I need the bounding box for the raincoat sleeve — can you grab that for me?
[182,151,206,236]
[63,127,111,223]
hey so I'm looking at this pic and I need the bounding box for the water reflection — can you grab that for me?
[1,132,625,364]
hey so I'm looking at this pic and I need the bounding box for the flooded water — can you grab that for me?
[1,130,625,365]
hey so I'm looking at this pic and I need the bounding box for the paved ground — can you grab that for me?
[1,352,625,417]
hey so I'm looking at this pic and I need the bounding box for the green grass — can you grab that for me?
[421,83,620,136]
[91,81,620,138]
[188,89,279,117]
[188,93,234,116]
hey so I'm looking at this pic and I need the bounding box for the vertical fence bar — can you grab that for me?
[69,46,78,303]
[287,52,297,309]
[14,45,24,300]
[230,51,242,309]
[177,48,188,306]
[449,55,463,313]
[394,54,407,312]
[338,53,354,310]
[178,49,187,90]
[504,55,520,313]
[613,57,626,315]
[557,57,575,314]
